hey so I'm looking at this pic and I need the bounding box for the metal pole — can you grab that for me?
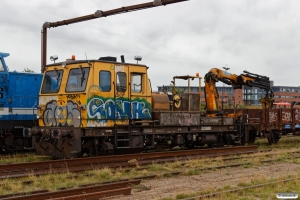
[172,77,176,111]
[199,76,201,111]
[41,0,189,72]
[41,27,47,73]
[188,77,190,111]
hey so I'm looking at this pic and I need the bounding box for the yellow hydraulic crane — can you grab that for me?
[204,68,274,117]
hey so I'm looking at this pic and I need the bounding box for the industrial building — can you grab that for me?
[157,83,300,107]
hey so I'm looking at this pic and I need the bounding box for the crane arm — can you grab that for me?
[204,68,274,115]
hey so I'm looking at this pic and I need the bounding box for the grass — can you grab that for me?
[0,153,50,164]
[255,135,300,150]
[169,174,300,200]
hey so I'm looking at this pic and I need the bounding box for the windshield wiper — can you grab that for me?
[56,71,61,83]
[80,70,85,87]
[54,69,61,82]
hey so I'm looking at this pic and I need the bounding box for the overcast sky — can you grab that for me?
[1,0,300,89]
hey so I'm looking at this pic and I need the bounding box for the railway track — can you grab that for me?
[1,148,281,189]
[0,146,258,179]
[3,146,299,199]
[0,179,140,200]
[8,153,294,200]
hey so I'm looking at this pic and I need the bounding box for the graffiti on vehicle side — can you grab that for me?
[87,97,151,127]
[269,111,277,123]
[281,111,291,122]
[295,109,300,121]
[67,94,80,99]
[43,100,81,127]
[269,109,300,123]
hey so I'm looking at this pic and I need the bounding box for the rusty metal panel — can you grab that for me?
[152,93,170,112]
[177,113,190,125]
[174,93,200,111]
[160,112,185,126]
[223,117,234,125]
[223,109,262,119]
[260,109,268,131]
[280,108,292,125]
[243,109,262,118]
[201,117,233,125]
[160,112,173,125]
[190,113,201,126]
[261,109,281,131]
[293,108,300,124]
[159,112,200,126]
[201,117,222,125]
[268,109,280,124]
[223,109,234,114]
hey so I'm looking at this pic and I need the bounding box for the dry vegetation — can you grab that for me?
[166,175,300,200]
[0,153,50,164]
[1,136,300,199]
[155,136,300,200]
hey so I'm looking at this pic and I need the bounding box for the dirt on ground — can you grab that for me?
[106,162,300,200]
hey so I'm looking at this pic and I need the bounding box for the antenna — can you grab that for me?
[85,52,87,61]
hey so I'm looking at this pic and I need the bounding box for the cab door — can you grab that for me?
[129,65,152,121]
[114,64,130,124]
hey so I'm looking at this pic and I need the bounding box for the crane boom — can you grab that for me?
[204,68,274,115]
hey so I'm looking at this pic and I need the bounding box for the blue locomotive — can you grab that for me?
[0,52,43,152]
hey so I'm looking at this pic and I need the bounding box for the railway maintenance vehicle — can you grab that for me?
[31,53,276,158]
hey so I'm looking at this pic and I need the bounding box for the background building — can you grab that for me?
[157,82,300,107]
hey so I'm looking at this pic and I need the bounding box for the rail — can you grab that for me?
[0,146,258,179]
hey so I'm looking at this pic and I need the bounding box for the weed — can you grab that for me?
[131,184,151,192]
[242,162,253,168]
[185,169,200,176]
[175,193,193,199]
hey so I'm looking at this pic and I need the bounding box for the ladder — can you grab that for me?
[116,130,130,149]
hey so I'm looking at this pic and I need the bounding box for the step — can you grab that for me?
[117,131,129,134]
[117,139,129,141]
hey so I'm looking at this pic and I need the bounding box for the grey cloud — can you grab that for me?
[1,0,300,89]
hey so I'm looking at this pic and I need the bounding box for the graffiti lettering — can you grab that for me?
[115,92,124,98]
[295,109,300,121]
[67,94,79,99]
[57,100,65,105]
[115,65,124,72]
[282,111,291,122]
[269,111,277,123]
[43,100,81,127]
[87,97,151,127]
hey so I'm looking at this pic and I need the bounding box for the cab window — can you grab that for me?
[41,70,63,93]
[131,73,142,93]
[99,71,111,92]
[66,68,90,92]
[116,72,126,92]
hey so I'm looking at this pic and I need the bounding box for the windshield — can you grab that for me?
[0,59,4,71]
[66,67,90,92]
[41,70,63,93]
